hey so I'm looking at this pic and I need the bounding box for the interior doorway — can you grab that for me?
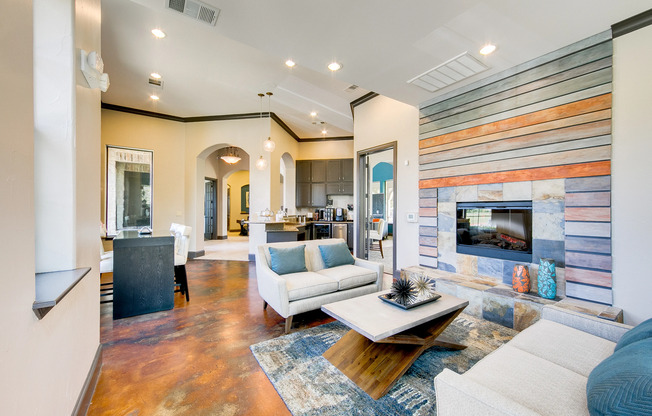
[357,142,396,278]
[204,178,217,240]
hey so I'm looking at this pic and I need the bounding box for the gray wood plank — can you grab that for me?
[420,136,611,171]
[419,256,438,268]
[565,251,612,271]
[419,84,612,139]
[565,191,611,207]
[420,109,611,155]
[566,281,612,304]
[565,221,611,238]
[420,120,611,163]
[565,236,611,254]
[419,226,437,237]
[420,56,613,125]
[565,267,612,287]
[419,145,611,180]
[419,236,438,246]
[420,31,611,109]
[420,69,612,135]
[419,198,438,207]
[565,176,611,192]
[419,188,438,198]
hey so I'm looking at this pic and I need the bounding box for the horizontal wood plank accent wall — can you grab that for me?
[418,31,613,305]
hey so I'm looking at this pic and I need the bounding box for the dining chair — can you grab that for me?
[170,223,192,301]
[100,226,114,304]
[368,218,385,258]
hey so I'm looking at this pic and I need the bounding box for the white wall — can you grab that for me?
[0,0,101,413]
[611,24,652,325]
[354,95,420,271]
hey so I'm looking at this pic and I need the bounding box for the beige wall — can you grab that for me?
[227,170,250,230]
[298,140,354,160]
[0,0,101,413]
[612,24,652,325]
[354,95,420,272]
[101,110,186,233]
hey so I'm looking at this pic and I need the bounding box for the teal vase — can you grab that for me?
[538,258,556,299]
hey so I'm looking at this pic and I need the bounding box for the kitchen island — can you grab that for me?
[245,219,353,248]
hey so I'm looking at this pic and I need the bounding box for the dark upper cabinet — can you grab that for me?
[296,160,311,182]
[341,159,353,182]
[311,183,327,207]
[296,182,311,207]
[311,160,327,183]
[326,160,341,182]
[296,158,353,206]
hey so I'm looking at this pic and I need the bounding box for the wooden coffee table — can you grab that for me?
[321,290,468,399]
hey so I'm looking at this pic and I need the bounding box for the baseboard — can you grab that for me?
[188,250,205,259]
[216,235,228,240]
[248,253,256,262]
[72,344,102,416]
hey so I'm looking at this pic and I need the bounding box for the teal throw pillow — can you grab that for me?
[319,242,355,268]
[586,338,652,416]
[268,245,307,275]
[615,317,652,352]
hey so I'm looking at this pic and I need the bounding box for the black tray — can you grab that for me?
[378,292,441,310]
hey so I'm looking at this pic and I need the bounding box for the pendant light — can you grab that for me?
[263,91,276,152]
[256,93,268,170]
[219,146,241,165]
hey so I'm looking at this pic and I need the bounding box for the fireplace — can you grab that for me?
[456,201,532,262]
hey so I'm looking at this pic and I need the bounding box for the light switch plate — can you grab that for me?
[406,212,417,222]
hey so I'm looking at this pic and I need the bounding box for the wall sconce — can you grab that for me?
[80,49,110,92]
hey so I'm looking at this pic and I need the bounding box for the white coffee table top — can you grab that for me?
[322,290,469,342]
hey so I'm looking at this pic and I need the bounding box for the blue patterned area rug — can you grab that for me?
[250,314,518,415]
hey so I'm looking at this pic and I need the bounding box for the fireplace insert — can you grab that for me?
[456,201,532,262]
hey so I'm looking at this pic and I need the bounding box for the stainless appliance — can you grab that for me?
[335,208,347,221]
[313,223,331,239]
[332,223,347,243]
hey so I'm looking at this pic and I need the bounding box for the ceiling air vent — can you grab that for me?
[167,0,220,26]
[148,77,163,87]
[407,52,489,93]
[345,84,359,93]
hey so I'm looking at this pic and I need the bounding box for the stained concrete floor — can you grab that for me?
[88,259,333,415]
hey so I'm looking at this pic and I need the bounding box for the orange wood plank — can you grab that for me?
[419,94,612,149]
[419,161,611,189]
[419,207,438,217]
[566,267,612,288]
[419,246,438,257]
[564,207,611,222]
[420,110,611,156]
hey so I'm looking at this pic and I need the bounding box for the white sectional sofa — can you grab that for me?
[435,305,634,416]
[255,238,383,333]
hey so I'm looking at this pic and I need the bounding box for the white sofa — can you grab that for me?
[255,238,383,333]
[435,305,633,416]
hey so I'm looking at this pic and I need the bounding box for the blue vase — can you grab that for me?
[538,258,556,299]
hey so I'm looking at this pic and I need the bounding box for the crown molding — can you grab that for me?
[612,8,652,38]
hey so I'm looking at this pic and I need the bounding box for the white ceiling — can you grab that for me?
[101,0,652,139]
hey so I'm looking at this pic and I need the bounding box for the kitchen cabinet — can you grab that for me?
[296,158,353,206]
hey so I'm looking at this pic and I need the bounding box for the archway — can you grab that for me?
[280,152,296,214]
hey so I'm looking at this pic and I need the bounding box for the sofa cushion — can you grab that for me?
[508,319,616,377]
[269,245,307,275]
[587,338,652,416]
[304,239,345,272]
[284,271,338,301]
[614,317,652,352]
[319,242,355,268]
[465,344,590,416]
[316,264,377,290]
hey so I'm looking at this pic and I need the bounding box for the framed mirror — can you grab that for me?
[106,146,153,235]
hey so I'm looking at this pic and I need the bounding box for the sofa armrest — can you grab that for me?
[435,369,540,416]
[255,246,290,318]
[353,257,384,291]
[542,305,632,342]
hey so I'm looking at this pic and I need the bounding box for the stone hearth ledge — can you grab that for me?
[401,266,622,331]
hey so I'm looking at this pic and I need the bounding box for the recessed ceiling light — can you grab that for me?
[310,111,317,117]
[328,62,342,71]
[151,29,166,39]
[285,59,296,68]
[150,94,160,100]
[150,72,162,79]
[479,44,496,55]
